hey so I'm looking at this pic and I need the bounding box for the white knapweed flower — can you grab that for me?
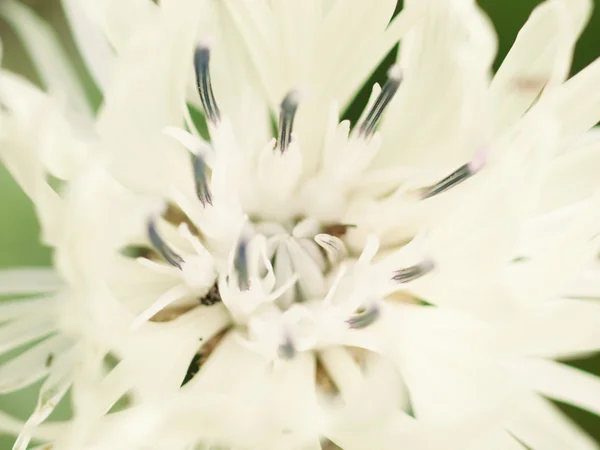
[2,0,600,449]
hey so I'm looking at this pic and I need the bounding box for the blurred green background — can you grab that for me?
[0,0,599,448]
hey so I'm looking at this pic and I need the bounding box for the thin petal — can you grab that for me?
[0,0,92,119]
[492,299,600,359]
[545,55,600,147]
[0,268,62,296]
[81,0,159,53]
[96,1,202,197]
[0,334,73,394]
[507,359,600,417]
[0,297,56,322]
[0,410,64,441]
[507,393,597,450]
[490,0,592,134]
[13,349,75,450]
[536,133,600,213]
[0,314,56,355]
[61,0,116,90]
[376,0,497,167]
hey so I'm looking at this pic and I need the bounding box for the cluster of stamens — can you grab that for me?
[137,39,490,366]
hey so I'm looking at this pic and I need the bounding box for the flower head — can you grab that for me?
[2,0,600,449]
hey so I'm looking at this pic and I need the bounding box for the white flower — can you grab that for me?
[2,0,600,449]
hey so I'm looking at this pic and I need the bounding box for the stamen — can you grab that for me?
[278,333,296,359]
[234,237,250,291]
[192,153,212,207]
[346,303,380,329]
[392,260,434,283]
[358,65,403,138]
[420,148,488,199]
[194,41,221,125]
[277,90,300,153]
[147,217,184,269]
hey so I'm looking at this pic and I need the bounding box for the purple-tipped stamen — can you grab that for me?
[147,217,184,269]
[194,42,221,125]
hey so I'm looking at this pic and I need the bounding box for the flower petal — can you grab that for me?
[506,358,600,417]
[61,0,116,90]
[544,55,600,147]
[0,0,92,119]
[376,0,497,167]
[13,348,75,450]
[0,314,56,355]
[0,268,62,296]
[82,0,159,53]
[536,132,600,213]
[506,393,597,450]
[0,297,56,321]
[490,0,592,135]
[0,334,72,394]
[492,299,600,359]
[95,0,202,197]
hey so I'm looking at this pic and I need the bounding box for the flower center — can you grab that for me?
[134,39,485,361]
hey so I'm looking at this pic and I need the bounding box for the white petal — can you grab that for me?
[83,0,159,53]
[0,0,92,119]
[130,284,191,330]
[536,133,600,213]
[0,268,62,295]
[183,333,321,448]
[545,55,600,147]
[0,297,56,321]
[490,0,592,134]
[117,305,230,400]
[61,0,116,90]
[506,393,598,450]
[95,0,201,197]
[492,299,600,359]
[385,305,521,421]
[0,410,64,442]
[510,195,600,305]
[507,358,600,417]
[0,314,56,355]
[376,0,497,167]
[318,347,364,402]
[55,164,158,285]
[315,0,398,106]
[0,334,73,394]
[13,349,75,450]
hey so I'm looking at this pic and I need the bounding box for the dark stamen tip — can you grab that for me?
[194,40,221,125]
[346,303,380,329]
[420,148,488,199]
[234,238,250,291]
[420,164,475,200]
[147,217,184,269]
[192,153,213,207]
[392,260,434,283]
[358,65,403,138]
[277,90,301,153]
[278,334,296,359]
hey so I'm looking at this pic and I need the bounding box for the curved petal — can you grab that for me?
[0,268,62,295]
[82,0,159,54]
[490,0,592,135]
[375,0,498,168]
[543,55,600,147]
[491,299,600,359]
[506,358,600,417]
[506,393,597,450]
[95,0,203,197]
[536,132,600,213]
[0,0,92,120]
[61,0,116,91]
